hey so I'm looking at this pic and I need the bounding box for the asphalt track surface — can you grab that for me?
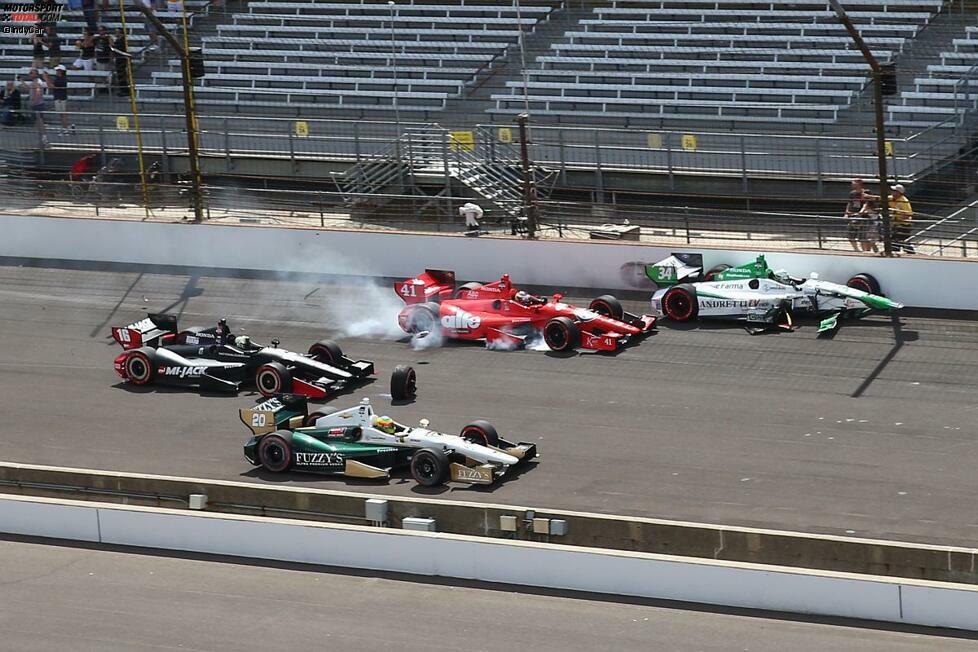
[1,263,977,546]
[2,537,974,651]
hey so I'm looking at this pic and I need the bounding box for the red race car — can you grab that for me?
[395,270,656,352]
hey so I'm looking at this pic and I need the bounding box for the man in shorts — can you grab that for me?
[51,65,74,135]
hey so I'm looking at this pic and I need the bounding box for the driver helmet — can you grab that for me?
[773,269,791,284]
[374,416,396,434]
[514,290,532,306]
[234,335,251,349]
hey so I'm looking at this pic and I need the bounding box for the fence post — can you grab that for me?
[684,206,691,244]
[817,221,823,249]
[594,129,604,199]
[666,135,674,191]
[353,122,361,164]
[319,191,325,228]
[557,128,567,185]
[815,138,823,199]
[740,135,748,193]
[160,115,170,184]
[224,116,231,172]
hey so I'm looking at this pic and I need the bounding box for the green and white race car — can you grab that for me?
[646,253,904,334]
[241,395,538,487]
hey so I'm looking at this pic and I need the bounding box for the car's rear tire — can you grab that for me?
[461,420,500,448]
[703,264,731,282]
[303,412,326,428]
[258,432,293,473]
[662,284,699,321]
[453,282,483,299]
[390,365,417,401]
[125,347,157,385]
[403,302,440,334]
[308,339,342,364]
[847,273,881,295]
[589,294,624,320]
[411,448,450,487]
[543,317,580,352]
[256,362,293,397]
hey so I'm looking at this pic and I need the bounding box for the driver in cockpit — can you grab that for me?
[513,290,544,307]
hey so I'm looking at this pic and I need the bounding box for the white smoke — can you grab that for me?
[410,329,444,351]
[326,278,411,341]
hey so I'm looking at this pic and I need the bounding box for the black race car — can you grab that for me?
[111,313,417,400]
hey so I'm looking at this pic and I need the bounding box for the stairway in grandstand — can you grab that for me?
[339,124,555,220]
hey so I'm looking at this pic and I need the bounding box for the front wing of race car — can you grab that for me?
[451,438,538,484]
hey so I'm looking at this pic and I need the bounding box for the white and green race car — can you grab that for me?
[647,254,904,334]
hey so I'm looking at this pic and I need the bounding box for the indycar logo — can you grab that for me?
[159,365,207,378]
[295,452,344,466]
[441,310,481,332]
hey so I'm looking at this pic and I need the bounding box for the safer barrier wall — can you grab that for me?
[2,462,976,584]
[2,215,977,309]
[3,494,977,630]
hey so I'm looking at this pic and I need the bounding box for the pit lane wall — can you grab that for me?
[2,494,977,631]
[2,214,977,310]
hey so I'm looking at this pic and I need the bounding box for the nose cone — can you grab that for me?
[596,315,639,334]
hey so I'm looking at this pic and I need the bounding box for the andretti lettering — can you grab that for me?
[700,299,762,309]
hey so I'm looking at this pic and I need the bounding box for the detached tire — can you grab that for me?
[255,361,293,397]
[461,420,500,447]
[589,294,624,320]
[404,302,440,334]
[390,365,417,400]
[847,273,881,295]
[257,432,293,473]
[453,282,483,299]
[411,448,450,487]
[543,317,580,352]
[703,264,731,282]
[662,284,699,322]
[308,339,342,364]
[124,347,157,385]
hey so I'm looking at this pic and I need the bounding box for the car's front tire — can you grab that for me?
[411,448,450,487]
[847,273,881,295]
[662,284,699,321]
[461,420,500,447]
[543,317,580,352]
[589,294,624,320]
[257,432,293,473]
[308,339,343,364]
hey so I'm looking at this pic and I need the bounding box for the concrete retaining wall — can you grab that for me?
[2,493,977,630]
[2,214,977,309]
[2,462,975,585]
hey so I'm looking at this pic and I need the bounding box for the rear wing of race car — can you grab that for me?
[239,394,309,435]
[394,269,456,304]
[111,313,179,350]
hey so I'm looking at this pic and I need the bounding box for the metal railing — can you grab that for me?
[2,111,971,191]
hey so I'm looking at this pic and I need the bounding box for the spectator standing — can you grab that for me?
[51,65,73,135]
[72,28,96,71]
[111,29,131,97]
[32,33,46,69]
[142,0,161,49]
[21,70,48,146]
[1,81,23,126]
[44,26,62,68]
[95,26,113,71]
[857,197,880,254]
[81,0,98,31]
[889,184,915,255]
[843,178,865,252]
